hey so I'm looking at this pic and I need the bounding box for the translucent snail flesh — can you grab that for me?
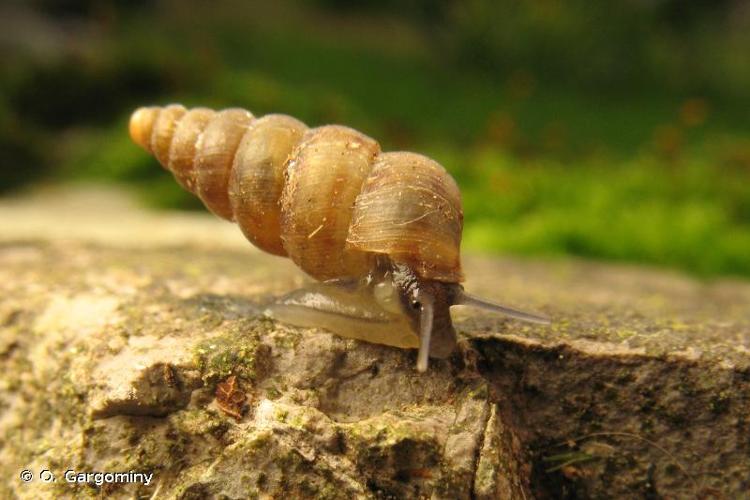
[129,104,549,371]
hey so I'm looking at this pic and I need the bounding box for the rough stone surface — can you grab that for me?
[0,187,748,499]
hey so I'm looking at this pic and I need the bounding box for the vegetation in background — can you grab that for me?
[1,0,749,278]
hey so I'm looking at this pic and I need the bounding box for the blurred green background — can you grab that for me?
[2,0,749,277]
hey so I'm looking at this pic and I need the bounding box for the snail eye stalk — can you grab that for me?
[452,291,550,325]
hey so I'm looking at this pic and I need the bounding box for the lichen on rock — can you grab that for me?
[0,233,748,499]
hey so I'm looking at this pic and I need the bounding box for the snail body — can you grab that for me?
[130,104,548,371]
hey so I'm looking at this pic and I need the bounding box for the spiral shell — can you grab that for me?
[129,104,463,283]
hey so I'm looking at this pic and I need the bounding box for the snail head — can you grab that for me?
[373,261,550,372]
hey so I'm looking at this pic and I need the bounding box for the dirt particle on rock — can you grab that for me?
[215,375,247,420]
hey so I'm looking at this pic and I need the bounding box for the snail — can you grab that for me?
[129,104,549,371]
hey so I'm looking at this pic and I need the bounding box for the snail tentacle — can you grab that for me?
[416,293,434,373]
[451,291,550,325]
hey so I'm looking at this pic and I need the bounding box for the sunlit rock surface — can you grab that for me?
[0,187,747,498]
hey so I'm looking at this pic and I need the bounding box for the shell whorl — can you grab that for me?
[129,104,464,282]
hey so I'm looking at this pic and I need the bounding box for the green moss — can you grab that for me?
[468,383,489,400]
[173,408,227,436]
[274,448,306,471]
[244,430,274,454]
[344,414,442,473]
[55,375,89,425]
[275,408,289,423]
[193,328,262,384]
[317,483,342,500]
[266,386,282,400]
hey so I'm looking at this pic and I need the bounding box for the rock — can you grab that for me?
[0,189,748,498]
[0,241,531,499]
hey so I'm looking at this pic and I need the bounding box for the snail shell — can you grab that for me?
[130,104,548,371]
[130,104,462,282]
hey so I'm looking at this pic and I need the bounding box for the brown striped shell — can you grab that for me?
[128,104,464,283]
